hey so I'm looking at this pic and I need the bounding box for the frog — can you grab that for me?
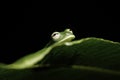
[0,29,75,69]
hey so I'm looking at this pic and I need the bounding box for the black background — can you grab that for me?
[0,1,119,63]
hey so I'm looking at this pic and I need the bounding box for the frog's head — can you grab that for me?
[51,29,75,44]
[45,29,75,47]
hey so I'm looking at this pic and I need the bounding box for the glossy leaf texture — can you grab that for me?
[0,37,120,80]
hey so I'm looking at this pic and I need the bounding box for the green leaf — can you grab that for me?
[41,37,120,71]
[1,37,120,80]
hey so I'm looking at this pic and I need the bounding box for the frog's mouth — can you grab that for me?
[58,34,75,44]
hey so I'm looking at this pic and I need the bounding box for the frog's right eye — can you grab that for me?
[51,32,61,41]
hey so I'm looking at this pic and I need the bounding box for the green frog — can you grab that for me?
[0,29,75,69]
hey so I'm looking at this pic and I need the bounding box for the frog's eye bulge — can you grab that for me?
[51,32,61,41]
[65,28,73,34]
[65,28,71,32]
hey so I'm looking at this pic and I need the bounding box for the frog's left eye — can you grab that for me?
[51,32,61,41]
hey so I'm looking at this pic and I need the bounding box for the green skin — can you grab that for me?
[1,29,75,69]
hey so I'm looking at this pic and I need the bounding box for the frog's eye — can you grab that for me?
[51,32,61,41]
[66,29,73,33]
[69,29,73,33]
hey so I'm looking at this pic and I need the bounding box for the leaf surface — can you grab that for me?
[1,37,120,80]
